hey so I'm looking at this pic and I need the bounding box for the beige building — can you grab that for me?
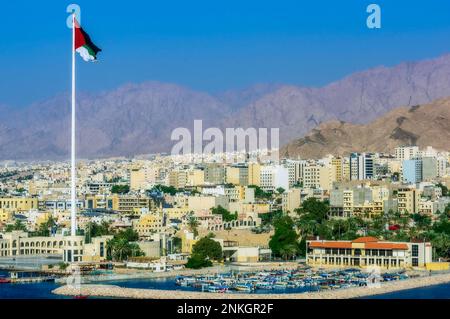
[0,197,38,211]
[397,188,420,214]
[129,166,146,191]
[187,169,205,186]
[133,212,165,238]
[248,163,261,186]
[187,195,227,212]
[226,165,248,186]
[303,164,332,190]
[85,194,154,215]
[0,209,12,223]
[282,188,301,214]
[168,170,188,189]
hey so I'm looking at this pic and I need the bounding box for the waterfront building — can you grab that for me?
[0,231,111,262]
[306,236,432,269]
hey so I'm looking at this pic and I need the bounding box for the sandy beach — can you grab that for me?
[52,272,450,299]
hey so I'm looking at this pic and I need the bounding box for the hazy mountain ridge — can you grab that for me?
[2,54,450,160]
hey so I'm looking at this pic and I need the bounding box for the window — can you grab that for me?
[412,245,419,257]
[412,258,419,267]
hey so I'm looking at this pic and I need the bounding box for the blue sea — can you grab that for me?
[1,270,449,299]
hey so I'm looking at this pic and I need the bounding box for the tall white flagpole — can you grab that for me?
[70,13,77,244]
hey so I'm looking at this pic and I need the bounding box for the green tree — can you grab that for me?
[106,228,143,261]
[5,219,28,232]
[431,233,450,259]
[85,221,112,243]
[269,215,299,260]
[32,216,56,237]
[172,236,182,253]
[185,253,211,269]
[150,184,180,195]
[437,183,449,197]
[211,205,237,222]
[187,215,199,237]
[111,184,130,194]
[295,197,329,224]
[186,236,222,269]
[248,185,272,199]
[260,210,282,226]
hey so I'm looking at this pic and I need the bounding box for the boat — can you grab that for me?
[208,285,229,293]
[255,282,273,290]
[74,295,88,299]
[235,284,253,292]
[273,282,288,289]
[0,278,11,284]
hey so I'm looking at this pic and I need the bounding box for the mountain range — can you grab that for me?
[281,98,450,159]
[2,54,450,160]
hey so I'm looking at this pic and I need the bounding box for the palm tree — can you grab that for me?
[296,218,317,240]
[187,214,199,237]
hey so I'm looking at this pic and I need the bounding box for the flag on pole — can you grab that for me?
[74,18,101,62]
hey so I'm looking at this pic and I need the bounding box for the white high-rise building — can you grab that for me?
[395,146,420,161]
[284,159,306,187]
[260,165,289,192]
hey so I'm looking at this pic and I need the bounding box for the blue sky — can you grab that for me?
[2,0,450,107]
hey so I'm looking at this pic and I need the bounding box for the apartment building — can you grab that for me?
[0,197,38,211]
[85,194,154,215]
[397,187,420,214]
[303,164,332,190]
[133,212,165,237]
[282,188,301,214]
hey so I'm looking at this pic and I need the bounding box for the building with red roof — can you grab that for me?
[306,236,432,269]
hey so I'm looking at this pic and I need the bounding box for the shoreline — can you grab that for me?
[52,272,450,299]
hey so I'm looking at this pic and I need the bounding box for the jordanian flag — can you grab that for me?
[74,18,101,62]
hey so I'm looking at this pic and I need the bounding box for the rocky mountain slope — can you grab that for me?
[281,98,450,159]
